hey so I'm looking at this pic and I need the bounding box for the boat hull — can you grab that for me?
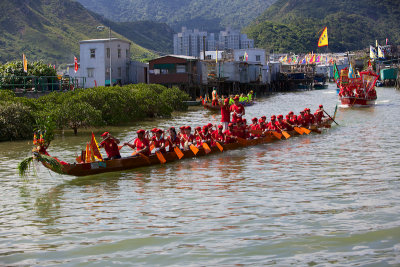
[340,96,377,106]
[41,121,333,177]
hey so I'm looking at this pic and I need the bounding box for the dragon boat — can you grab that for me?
[35,120,333,177]
[338,69,379,107]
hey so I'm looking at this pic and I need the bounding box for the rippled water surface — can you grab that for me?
[1,84,400,266]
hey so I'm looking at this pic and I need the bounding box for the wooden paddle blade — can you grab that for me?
[131,151,137,156]
[118,145,124,150]
[150,144,155,151]
[301,127,311,134]
[174,147,184,159]
[294,127,304,135]
[190,144,199,155]
[236,137,248,146]
[282,131,291,139]
[216,142,223,152]
[271,131,282,140]
[202,143,212,154]
[155,151,166,164]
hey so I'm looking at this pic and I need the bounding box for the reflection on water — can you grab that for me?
[1,85,400,266]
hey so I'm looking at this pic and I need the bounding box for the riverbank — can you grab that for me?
[0,84,190,141]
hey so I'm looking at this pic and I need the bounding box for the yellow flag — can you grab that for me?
[318,27,328,47]
[23,54,28,73]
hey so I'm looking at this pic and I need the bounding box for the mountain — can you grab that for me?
[0,0,164,64]
[76,0,277,32]
[244,0,400,53]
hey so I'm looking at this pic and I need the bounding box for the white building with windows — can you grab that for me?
[78,38,131,88]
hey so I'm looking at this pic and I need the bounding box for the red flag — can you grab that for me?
[90,133,103,161]
[74,56,79,73]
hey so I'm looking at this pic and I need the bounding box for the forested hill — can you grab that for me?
[0,0,169,64]
[76,0,277,32]
[244,0,400,53]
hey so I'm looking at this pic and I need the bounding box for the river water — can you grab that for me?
[1,84,399,266]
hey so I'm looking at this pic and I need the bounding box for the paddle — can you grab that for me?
[131,151,151,164]
[270,131,282,140]
[195,129,211,154]
[118,138,135,150]
[300,127,311,134]
[167,137,184,159]
[323,109,340,126]
[285,121,304,135]
[154,150,166,164]
[275,125,291,139]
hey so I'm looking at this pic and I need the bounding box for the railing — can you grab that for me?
[0,76,86,92]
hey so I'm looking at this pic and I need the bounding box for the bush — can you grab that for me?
[0,101,35,141]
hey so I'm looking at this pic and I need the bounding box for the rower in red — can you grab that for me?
[166,127,181,152]
[124,129,150,156]
[314,105,326,124]
[230,95,245,123]
[304,108,315,126]
[151,129,166,153]
[212,125,225,143]
[182,126,195,149]
[224,123,237,144]
[275,115,286,132]
[267,115,279,132]
[99,132,121,160]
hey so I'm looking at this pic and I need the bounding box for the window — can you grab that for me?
[206,55,212,60]
[90,49,96,58]
[176,65,186,73]
[126,49,129,58]
[118,67,121,77]
[256,55,261,62]
[118,49,121,58]
[87,68,94,78]
[107,48,110,59]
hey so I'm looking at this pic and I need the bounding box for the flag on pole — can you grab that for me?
[370,46,377,59]
[348,64,355,78]
[216,49,218,63]
[316,55,321,63]
[23,54,28,73]
[74,56,79,73]
[244,51,248,61]
[90,132,103,161]
[386,38,388,45]
[378,46,385,59]
[318,27,328,47]
[333,62,340,86]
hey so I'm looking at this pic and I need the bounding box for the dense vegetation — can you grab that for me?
[77,0,276,32]
[0,85,190,141]
[0,0,161,64]
[245,0,400,53]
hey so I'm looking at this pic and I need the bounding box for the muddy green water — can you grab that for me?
[1,84,399,266]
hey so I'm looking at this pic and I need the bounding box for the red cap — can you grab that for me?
[261,116,266,119]
[224,98,229,103]
[218,125,223,129]
[319,104,323,108]
[228,123,233,127]
[289,111,294,115]
[271,115,276,120]
[259,118,263,123]
[101,132,109,137]
[196,126,201,130]
[151,128,158,133]
[234,96,239,100]
[252,117,258,122]
[169,127,175,131]
[179,126,185,130]
[300,111,304,113]
[236,118,242,122]
[242,118,247,122]
[278,115,283,119]
[207,123,213,128]
[136,129,145,134]
[185,126,191,130]
[156,129,163,133]
[203,125,208,129]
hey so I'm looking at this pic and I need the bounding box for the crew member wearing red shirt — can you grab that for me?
[267,115,279,132]
[182,126,195,149]
[212,125,225,143]
[124,129,150,156]
[166,127,181,152]
[304,108,315,126]
[220,98,231,131]
[314,105,326,124]
[275,115,286,131]
[151,129,166,153]
[223,123,237,144]
[297,111,307,127]
[99,132,121,160]
[284,115,294,131]
[230,96,245,123]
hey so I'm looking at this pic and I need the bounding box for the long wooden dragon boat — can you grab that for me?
[37,120,333,177]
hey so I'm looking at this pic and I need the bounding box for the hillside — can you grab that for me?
[244,0,400,53]
[76,0,277,32]
[0,0,159,64]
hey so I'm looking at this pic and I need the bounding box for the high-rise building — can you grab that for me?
[173,27,254,58]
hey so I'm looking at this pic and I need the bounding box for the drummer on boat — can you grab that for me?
[211,87,219,106]
[124,129,150,156]
[314,105,326,124]
[99,132,121,160]
[220,98,231,131]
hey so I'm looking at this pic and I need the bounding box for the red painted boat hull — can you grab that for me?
[340,96,377,106]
